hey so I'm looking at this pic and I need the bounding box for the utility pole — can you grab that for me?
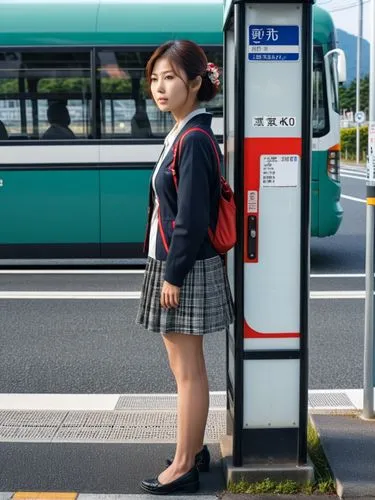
[363,0,375,420]
[356,0,363,165]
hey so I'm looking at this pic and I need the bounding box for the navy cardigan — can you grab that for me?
[143,113,221,287]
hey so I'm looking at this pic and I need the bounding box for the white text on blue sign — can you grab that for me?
[249,25,300,62]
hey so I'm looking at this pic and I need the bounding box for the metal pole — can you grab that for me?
[363,0,375,420]
[356,0,363,165]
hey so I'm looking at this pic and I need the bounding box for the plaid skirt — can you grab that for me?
[136,255,234,335]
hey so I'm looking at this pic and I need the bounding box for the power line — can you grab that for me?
[317,0,370,11]
[330,0,370,12]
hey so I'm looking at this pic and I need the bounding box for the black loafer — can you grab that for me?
[140,466,199,495]
[165,445,210,472]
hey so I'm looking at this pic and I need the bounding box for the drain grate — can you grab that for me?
[115,393,226,411]
[308,392,355,409]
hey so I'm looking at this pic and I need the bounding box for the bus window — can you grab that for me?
[98,50,172,139]
[0,51,91,140]
[97,48,223,139]
[312,47,329,137]
[327,52,340,115]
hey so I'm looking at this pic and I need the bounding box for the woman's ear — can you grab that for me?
[190,75,202,93]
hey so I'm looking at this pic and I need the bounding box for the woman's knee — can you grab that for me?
[173,357,207,384]
[163,333,206,379]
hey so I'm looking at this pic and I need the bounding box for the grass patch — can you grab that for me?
[227,418,336,495]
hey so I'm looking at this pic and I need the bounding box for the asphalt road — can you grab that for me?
[0,164,369,394]
[0,163,371,495]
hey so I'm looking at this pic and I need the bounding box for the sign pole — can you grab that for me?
[356,0,363,165]
[362,0,375,420]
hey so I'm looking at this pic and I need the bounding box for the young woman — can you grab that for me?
[136,40,234,495]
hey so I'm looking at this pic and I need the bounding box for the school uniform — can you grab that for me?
[136,109,234,335]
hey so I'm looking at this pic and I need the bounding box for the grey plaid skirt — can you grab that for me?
[136,256,234,335]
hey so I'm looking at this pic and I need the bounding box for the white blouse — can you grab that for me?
[148,108,207,259]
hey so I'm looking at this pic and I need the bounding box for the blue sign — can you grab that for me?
[248,25,300,62]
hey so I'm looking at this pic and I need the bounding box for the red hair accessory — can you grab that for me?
[206,62,221,88]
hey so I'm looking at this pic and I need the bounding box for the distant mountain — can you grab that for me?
[336,29,370,84]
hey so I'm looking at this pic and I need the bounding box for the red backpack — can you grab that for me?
[170,127,236,254]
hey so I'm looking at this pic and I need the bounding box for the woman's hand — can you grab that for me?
[161,280,180,309]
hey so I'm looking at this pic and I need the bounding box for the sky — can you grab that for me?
[317,0,371,41]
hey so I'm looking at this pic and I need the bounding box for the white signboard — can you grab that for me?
[261,155,300,188]
[367,122,375,184]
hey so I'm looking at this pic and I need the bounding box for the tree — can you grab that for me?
[340,75,369,116]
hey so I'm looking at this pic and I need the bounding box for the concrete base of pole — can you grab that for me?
[220,435,315,485]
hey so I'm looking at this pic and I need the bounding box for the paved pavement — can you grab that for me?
[311,413,375,499]
[0,493,335,500]
[0,398,374,499]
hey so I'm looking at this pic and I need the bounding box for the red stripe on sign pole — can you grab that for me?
[243,137,302,264]
[244,320,300,339]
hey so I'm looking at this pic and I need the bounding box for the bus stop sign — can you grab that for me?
[222,0,315,486]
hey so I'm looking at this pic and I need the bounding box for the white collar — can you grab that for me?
[165,108,207,145]
[177,107,207,131]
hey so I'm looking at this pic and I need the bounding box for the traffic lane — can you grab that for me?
[310,276,365,292]
[309,298,364,389]
[341,171,367,201]
[311,193,365,273]
[0,273,144,292]
[0,294,366,393]
[2,271,367,294]
[0,299,226,393]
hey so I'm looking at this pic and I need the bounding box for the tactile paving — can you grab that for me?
[115,393,226,411]
[53,410,226,443]
[0,392,358,443]
[308,392,355,409]
[0,410,67,427]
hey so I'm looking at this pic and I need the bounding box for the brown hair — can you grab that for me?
[146,40,219,102]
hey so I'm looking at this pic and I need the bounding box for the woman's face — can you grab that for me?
[150,57,190,114]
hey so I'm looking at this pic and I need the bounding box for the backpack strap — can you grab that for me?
[170,127,221,190]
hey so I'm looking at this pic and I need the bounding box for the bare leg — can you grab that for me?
[157,332,209,484]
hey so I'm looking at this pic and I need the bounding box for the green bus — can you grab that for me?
[0,0,345,261]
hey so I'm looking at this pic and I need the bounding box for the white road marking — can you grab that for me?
[0,270,144,275]
[0,291,141,299]
[341,168,366,177]
[0,290,372,300]
[341,194,366,203]
[341,173,366,180]
[311,273,367,278]
[0,389,373,412]
[0,272,367,278]
[341,165,366,171]
[311,290,372,299]
[0,391,225,411]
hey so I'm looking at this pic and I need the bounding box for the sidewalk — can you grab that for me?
[0,493,345,499]
[0,390,375,499]
[310,413,375,499]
